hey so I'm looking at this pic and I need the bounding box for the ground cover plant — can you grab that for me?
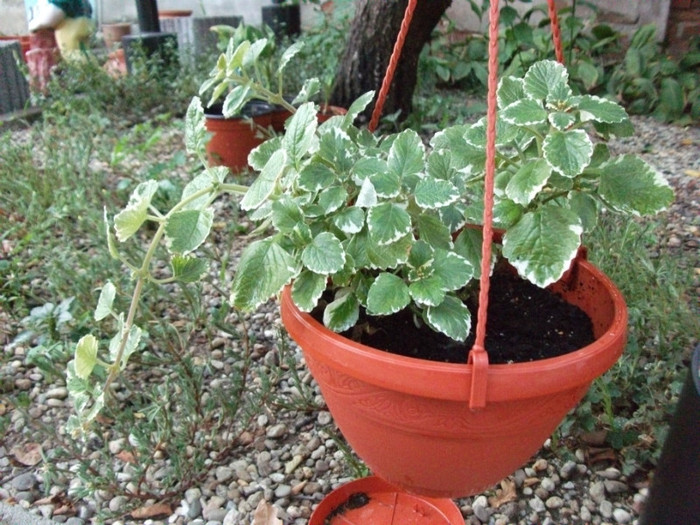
[1,6,698,522]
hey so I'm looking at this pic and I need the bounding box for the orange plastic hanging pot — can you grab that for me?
[280,253,627,498]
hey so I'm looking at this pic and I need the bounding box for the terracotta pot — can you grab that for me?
[280,255,627,498]
[102,22,132,49]
[269,104,347,132]
[158,10,192,18]
[204,102,275,172]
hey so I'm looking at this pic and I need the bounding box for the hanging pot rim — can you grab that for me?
[280,256,627,405]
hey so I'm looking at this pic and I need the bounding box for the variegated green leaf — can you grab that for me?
[231,238,298,310]
[501,99,547,126]
[94,282,116,321]
[185,97,206,155]
[291,270,327,312]
[114,180,159,242]
[366,273,410,315]
[425,295,471,342]
[524,59,569,102]
[414,177,459,209]
[543,129,593,178]
[598,155,673,215]
[367,233,412,269]
[74,335,98,379]
[367,202,412,246]
[409,275,445,306]
[387,129,425,180]
[165,208,214,254]
[171,255,209,283]
[241,149,287,210]
[323,290,359,332]
[431,249,474,291]
[283,102,318,162]
[333,206,365,234]
[497,76,525,108]
[574,95,629,123]
[505,158,552,205]
[502,206,582,287]
[301,232,346,274]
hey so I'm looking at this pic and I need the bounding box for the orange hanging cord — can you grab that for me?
[370,0,566,410]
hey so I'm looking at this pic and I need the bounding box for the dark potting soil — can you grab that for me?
[315,268,595,365]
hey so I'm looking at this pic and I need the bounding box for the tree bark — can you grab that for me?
[330,0,451,121]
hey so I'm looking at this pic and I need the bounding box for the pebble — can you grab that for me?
[11,472,36,491]
[614,508,633,524]
[266,424,287,439]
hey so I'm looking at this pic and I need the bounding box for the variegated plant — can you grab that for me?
[70,59,672,432]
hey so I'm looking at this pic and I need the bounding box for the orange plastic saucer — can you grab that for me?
[309,476,464,525]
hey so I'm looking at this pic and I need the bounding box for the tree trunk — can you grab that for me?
[330,0,451,121]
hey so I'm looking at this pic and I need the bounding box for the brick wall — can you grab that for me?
[666,0,700,56]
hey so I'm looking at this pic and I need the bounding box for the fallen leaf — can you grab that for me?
[12,443,43,466]
[581,430,607,446]
[488,478,517,507]
[252,500,283,525]
[684,169,700,178]
[523,477,540,488]
[115,450,137,464]
[130,503,171,519]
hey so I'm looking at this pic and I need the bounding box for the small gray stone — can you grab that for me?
[65,518,85,525]
[216,466,233,482]
[580,506,592,522]
[45,387,68,399]
[317,411,332,425]
[600,500,613,518]
[604,480,629,494]
[472,495,490,522]
[266,424,287,439]
[187,498,203,519]
[560,460,578,479]
[528,497,545,513]
[274,484,292,498]
[589,480,606,503]
[598,467,621,480]
[540,477,556,492]
[613,508,632,524]
[11,472,36,491]
[545,496,563,509]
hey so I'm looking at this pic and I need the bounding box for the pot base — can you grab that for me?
[310,476,463,525]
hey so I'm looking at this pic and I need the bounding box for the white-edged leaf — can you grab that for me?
[231,238,298,310]
[241,149,287,210]
[524,59,569,101]
[74,335,98,380]
[367,233,412,269]
[271,196,304,233]
[301,232,346,274]
[501,99,547,126]
[165,208,214,254]
[425,295,471,341]
[431,250,474,291]
[114,180,159,242]
[549,111,577,130]
[543,129,593,178]
[497,76,526,108]
[105,208,120,260]
[502,206,582,287]
[414,177,460,209]
[298,162,336,192]
[574,95,629,123]
[94,282,116,321]
[356,177,378,208]
[185,96,206,155]
[409,275,445,307]
[283,102,317,162]
[333,206,365,234]
[343,91,375,128]
[367,202,412,246]
[387,129,425,180]
[222,84,253,118]
[505,158,552,205]
[181,169,226,211]
[291,270,327,312]
[323,290,359,332]
[598,155,674,215]
[366,273,410,315]
[171,255,209,283]
[278,40,304,73]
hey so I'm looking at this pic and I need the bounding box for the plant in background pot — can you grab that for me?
[70,59,673,511]
[198,23,304,171]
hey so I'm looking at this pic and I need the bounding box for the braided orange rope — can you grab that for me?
[547,0,565,64]
[467,0,501,410]
[368,0,418,132]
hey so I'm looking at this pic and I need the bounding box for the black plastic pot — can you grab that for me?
[639,344,700,524]
[261,4,301,39]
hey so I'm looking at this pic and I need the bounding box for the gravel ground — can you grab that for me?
[1,116,698,525]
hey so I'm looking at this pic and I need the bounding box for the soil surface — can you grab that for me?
[323,265,595,364]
